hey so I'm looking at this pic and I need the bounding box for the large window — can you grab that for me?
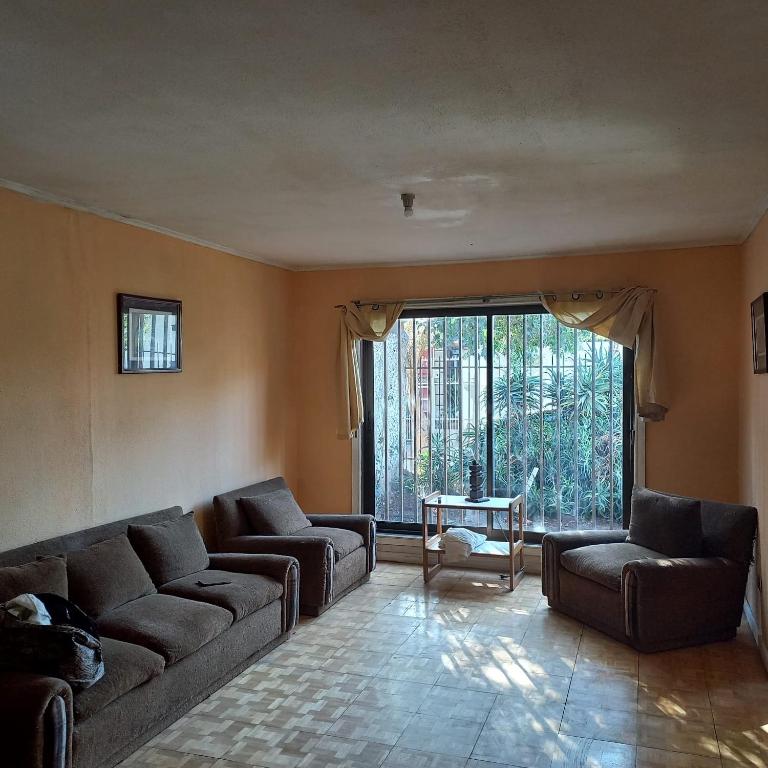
[361,306,634,534]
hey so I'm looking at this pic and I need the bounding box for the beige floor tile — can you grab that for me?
[323,648,391,676]
[149,714,255,759]
[264,642,338,669]
[395,713,484,757]
[353,677,433,711]
[638,685,713,723]
[118,748,219,768]
[364,614,424,633]
[289,669,371,702]
[471,721,561,767]
[377,654,442,684]
[328,703,412,745]
[338,595,398,613]
[636,746,723,767]
[560,703,638,745]
[636,713,719,758]
[549,736,636,768]
[466,761,519,768]
[716,726,768,767]
[417,685,497,722]
[567,669,638,713]
[382,747,467,768]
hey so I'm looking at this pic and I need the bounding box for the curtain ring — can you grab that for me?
[596,290,604,299]
[571,292,581,301]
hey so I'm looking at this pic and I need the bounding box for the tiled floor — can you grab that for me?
[119,563,768,768]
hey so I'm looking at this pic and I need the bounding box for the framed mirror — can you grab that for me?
[117,294,182,373]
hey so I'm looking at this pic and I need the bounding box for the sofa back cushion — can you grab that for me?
[238,489,310,536]
[0,556,68,602]
[628,487,703,558]
[128,512,210,586]
[67,535,156,618]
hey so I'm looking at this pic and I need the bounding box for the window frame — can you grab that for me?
[360,303,635,540]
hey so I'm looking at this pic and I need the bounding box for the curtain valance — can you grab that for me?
[542,287,666,422]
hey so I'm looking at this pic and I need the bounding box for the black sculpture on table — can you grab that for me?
[466,460,489,503]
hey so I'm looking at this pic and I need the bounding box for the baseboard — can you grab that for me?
[744,598,768,672]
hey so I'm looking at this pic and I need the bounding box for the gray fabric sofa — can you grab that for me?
[542,490,757,652]
[0,506,299,768]
[213,477,376,615]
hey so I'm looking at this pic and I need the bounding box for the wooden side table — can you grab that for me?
[421,492,525,590]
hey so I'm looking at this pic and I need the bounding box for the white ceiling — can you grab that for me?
[1,2,767,269]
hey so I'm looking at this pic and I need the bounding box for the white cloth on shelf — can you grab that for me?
[440,527,487,560]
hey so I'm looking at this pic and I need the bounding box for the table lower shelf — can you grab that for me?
[422,537,524,589]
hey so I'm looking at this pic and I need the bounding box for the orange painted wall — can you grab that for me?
[291,245,743,514]
[739,209,768,656]
[0,187,296,549]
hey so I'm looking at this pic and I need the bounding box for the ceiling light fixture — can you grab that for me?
[400,193,415,218]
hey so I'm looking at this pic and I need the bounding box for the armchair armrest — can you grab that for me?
[208,553,300,632]
[623,557,748,651]
[542,530,628,599]
[0,671,72,768]
[221,535,334,608]
[306,514,377,571]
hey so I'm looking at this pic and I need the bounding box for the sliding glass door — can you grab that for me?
[360,305,634,535]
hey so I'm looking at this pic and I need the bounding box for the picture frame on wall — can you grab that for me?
[751,293,768,374]
[117,293,182,374]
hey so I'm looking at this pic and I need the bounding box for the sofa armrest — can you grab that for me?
[221,535,334,608]
[208,553,300,632]
[305,514,376,571]
[0,672,72,768]
[623,557,748,650]
[542,530,628,600]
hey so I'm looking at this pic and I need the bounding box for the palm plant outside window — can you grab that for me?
[361,306,633,534]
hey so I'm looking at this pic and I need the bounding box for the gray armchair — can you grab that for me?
[213,477,375,615]
[542,490,757,652]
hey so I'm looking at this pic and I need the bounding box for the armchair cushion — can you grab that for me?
[160,568,282,621]
[297,526,363,561]
[128,512,210,587]
[560,542,663,592]
[238,489,310,536]
[628,487,703,558]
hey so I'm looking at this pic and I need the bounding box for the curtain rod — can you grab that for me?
[334,288,632,310]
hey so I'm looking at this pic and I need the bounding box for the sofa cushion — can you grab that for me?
[160,569,282,621]
[238,489,310,536]
[67,535,156,618]
[73,637,165,721]
[628,487,704,558]
[0,556,67,602]
[298,526,364,561]
[128,512,210,587]
[97,593,232,665]
[560,542,664,592]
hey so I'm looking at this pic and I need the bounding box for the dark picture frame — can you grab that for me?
[751,293,768,374]
[117,293,182,374]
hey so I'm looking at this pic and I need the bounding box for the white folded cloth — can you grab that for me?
[440,527,487,560]
[4,593,53,625]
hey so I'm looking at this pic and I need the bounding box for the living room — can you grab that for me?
[1,4,768,768]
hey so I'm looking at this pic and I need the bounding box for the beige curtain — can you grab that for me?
[542,287,667,421]
[338,302,405,438]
